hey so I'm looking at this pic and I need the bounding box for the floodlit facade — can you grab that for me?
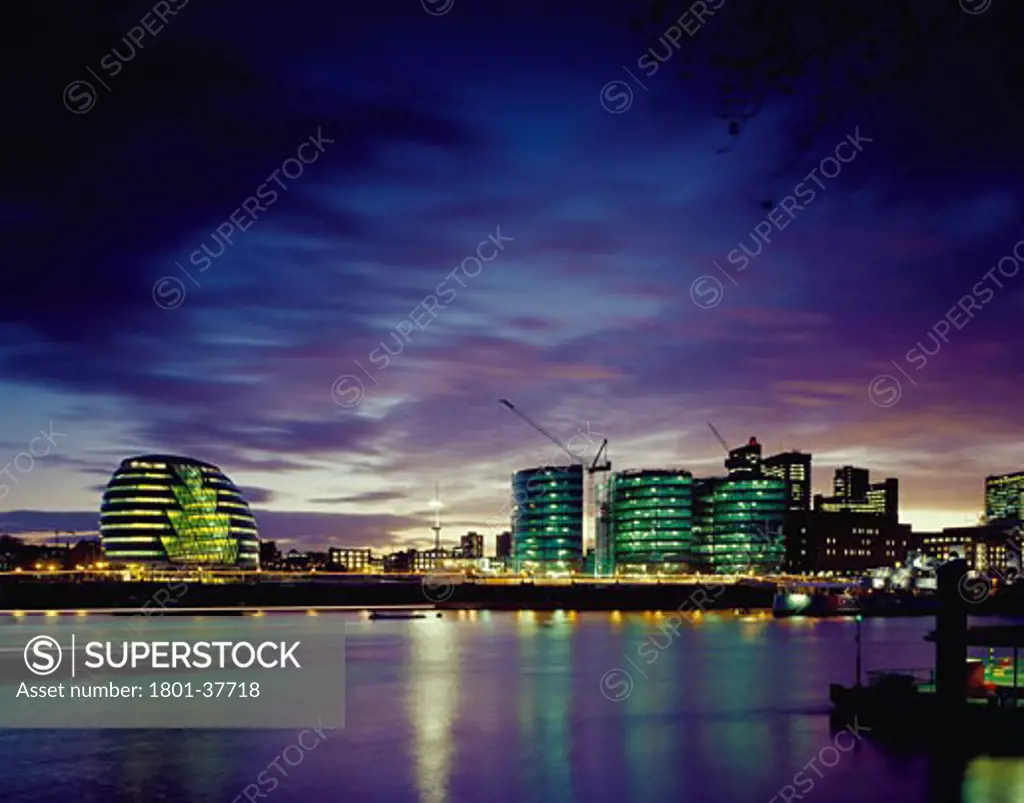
[610,469,694,573]
[690,437,786,574]
[692,476,787,574]
[99,455,259,568]
[512,464,583,570]
[986,472,1024,521]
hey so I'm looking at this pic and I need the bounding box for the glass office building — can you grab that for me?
[100,455,260,568]
[610,469,694,573]
[511,464,583,570]
[986,472,1024,521]
[692,476,787,574]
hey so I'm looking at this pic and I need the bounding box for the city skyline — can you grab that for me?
[0,437,1003,552]
[4,0,1022,551]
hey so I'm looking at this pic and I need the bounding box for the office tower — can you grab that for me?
[764,451,812,511]
[690,439,786,574]
[495,531,512,559]
[726,437,763,476]
[985,472,1024,521]
[609,469,694,573]
[834,465,870,501]
[511,464,583,570]
[815,467,898,520]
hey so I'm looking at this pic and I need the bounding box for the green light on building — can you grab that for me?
[692,476,786,574]
[512,464,583,571]
[610,469,694,573]
[99,455,259,568]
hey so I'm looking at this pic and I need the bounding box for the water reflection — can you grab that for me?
[963,756,1024,803]
[516,609,576,802]
[405,621,459,803]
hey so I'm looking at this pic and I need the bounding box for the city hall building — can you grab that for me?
[99,455,260,568]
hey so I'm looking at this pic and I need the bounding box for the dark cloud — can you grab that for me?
[238,486,275,505]
[2,0,1023,537]
[308,491,407,505]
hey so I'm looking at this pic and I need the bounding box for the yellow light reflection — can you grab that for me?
[963,756,1024,802]
[406,620,459,803]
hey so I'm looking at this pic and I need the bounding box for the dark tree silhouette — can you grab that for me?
[629,0,1021,181]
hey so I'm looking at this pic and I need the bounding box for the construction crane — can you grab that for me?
[588,438,613,577]
[590,438,610,473]
[707,421,731,453]
[498,399,580,464]
[499,399,612,576]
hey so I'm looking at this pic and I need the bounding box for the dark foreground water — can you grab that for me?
[1,610,1021,802]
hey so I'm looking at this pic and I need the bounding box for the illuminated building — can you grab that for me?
[916,523,1021,573]
[691,476,787,573]
[764,450,812,511]
[327,548,372,571]
[814,465,898,519]
[99,455,259,568]
[986,472,1024,520]
[511,464,584,569]
[609,469,694,573]
[784,510,912,573]
[691,437,786,574]
[725,436,762,474]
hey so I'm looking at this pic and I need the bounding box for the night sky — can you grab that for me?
[3,0,1022,550]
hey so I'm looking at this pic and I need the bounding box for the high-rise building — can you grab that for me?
[693,476,787,574]
[460,532,484,559]
[726,437,763,475]
[833,465,870,501]
[764,451,812,511]
[511,464,583,570]
[99,455,259,568]
[495,531,512,559]
[609,469,694,573]
[985,472,1024,521]
[690,438,786,574]
[815,466,898,519]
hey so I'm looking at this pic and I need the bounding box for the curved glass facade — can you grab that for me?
[610,470,694,573]
[512,464,583,570]
[100,455,260,568]
[693,477,786,574]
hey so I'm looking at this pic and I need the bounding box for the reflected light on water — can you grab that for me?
[406,621,459,803]
[964,756,1024,802]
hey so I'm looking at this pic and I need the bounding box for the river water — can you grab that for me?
[1,610,1021,802]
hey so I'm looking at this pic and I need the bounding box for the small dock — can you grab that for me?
[829,558,1024,753]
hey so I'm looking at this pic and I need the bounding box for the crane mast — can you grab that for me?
[499,399,611,575]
